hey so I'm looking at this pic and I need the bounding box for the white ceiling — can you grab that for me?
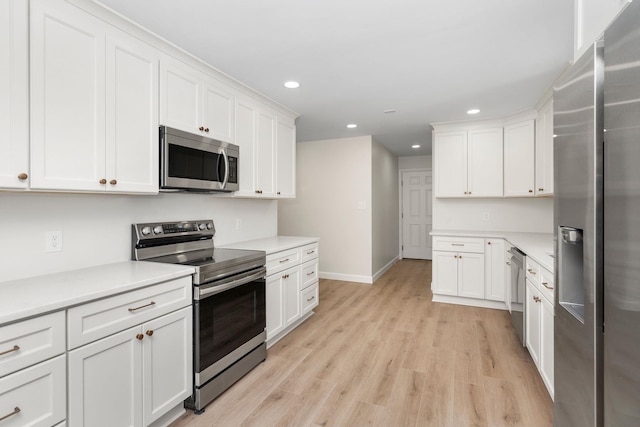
[97,0,574,157]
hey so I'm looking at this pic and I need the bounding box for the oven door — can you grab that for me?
[194,267,266,385]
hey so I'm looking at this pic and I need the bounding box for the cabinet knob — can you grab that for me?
[17,173,28,180]
[136,334,144,340]
[464,191,468,195]
[468,191,472,195]
[506,261,511,265]
[146,330,154,337]
[538,188,544,191]
[204,128,209,133]
[199,126,204,131]
[528,189,533,193]
[110,179,117,185]
[277,191,281,195]
[488,242,491,245]
[99,179,107,184]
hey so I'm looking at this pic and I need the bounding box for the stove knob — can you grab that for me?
[141,226,151,236]
[198,223,207,231]
[153,226,163,235]
[206,223,213,230]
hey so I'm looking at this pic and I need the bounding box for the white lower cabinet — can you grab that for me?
[265,274,285,339]
[0,355,66,427]
[504,243,513,312]
[525,258,554,399]
[69,306,192,427]
[432,236,486,300]
[485,239,505,301]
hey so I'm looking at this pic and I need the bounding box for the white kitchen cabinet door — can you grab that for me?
[434,130,467,197]
[255,107,276,197]
[458,252,485,299]
[265,274,284,341]
[0,0,29,189]
[142,307,192,426]
[504,245,513,312]
[431,251,458,296]
[202,78,235,143]
[283,267,301,327]
[467,127,503,197]
[159,55,203,135]
[504,119,535,197]
[540,295,554,398]
[535,99,554,196]
[68,326,142,427]
[525,280,541,366]
[485,239,505,301]
[30,0,107,191]
[105,29,159,194]
[276,115,296,198]
[0,355,66,427]
[234,95,259,197]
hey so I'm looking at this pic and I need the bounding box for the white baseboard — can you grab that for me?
[319,272,373,284]
[431,294,508,310]
[372,256,399,283]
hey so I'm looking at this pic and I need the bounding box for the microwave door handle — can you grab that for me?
[220,148,229,190]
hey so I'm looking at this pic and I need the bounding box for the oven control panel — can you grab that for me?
[132,220,215,240]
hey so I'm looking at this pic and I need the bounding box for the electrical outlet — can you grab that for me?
[235,218,242,231]
[46,231,63,252]
[482,210,490,221]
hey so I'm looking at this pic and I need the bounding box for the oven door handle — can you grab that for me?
[195,267,266,300]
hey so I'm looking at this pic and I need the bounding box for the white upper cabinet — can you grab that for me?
[434,127,503,198]
[234,95,259,197]
[276,115,296,198]
[504,119,535,197]
[0,0,29,189]
[467,127,503,197]
[30,0,159,193]
[434,130,467,197]
[160,55,235,142]
[255,106,277,197]
[535,99,554,196]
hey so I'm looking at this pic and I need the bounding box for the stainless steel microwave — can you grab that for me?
[160,126,239,192]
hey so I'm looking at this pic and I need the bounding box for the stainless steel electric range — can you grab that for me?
[132,220,266,413]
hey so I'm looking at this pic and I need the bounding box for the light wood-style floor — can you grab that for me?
[171,259,552,427]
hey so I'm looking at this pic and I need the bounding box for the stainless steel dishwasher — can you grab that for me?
[509,247,526,346]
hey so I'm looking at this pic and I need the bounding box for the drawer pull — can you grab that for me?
[451,243,465,246]
[0,345,20,357]
[533,296,541,303]
[0,407,20,422]
[282,274,289,279]
[527,269,536,275]
[542,282,554,290]
[307,271,314,276]
[279,258,290,263]
[306,296,315,302]
[128,301,156,312]
[306,250,315,255]
[506,261,511,265]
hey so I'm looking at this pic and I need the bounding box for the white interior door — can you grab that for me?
[401,170,433,260]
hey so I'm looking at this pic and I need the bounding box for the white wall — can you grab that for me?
[574,0,629,60]
[433,197,553,233]
[398,155,432,170]
[372,139,399,277]
[278,136,373,281]
[0,192,277,282]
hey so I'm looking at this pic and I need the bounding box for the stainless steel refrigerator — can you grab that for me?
[554,1,640,426]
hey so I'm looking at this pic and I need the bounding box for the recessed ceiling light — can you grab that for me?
[347,124,357,129]
[467,109,480,115]
[412,144,421,149]
[284,81,300,89]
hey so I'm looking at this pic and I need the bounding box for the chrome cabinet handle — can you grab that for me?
[128,301,156,312]
[542,282,554,290]
[0,407,20,422]
[279,258,290,263]
[0,345,20,357]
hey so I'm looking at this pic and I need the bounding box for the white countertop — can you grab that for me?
[431,230,555,272]
[0,261,195,326]
[221,236,319,255]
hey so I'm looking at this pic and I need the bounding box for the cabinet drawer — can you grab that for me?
[300,282,319,314]
[266,248,299,276]
[526,258,541,286]
[300,259,318,290]
[0,311,65,378]
[433,236,484,253]
[0,355,66,427]
[539,267,555,304]
[300,242,319,263]
[67,277,191,349]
